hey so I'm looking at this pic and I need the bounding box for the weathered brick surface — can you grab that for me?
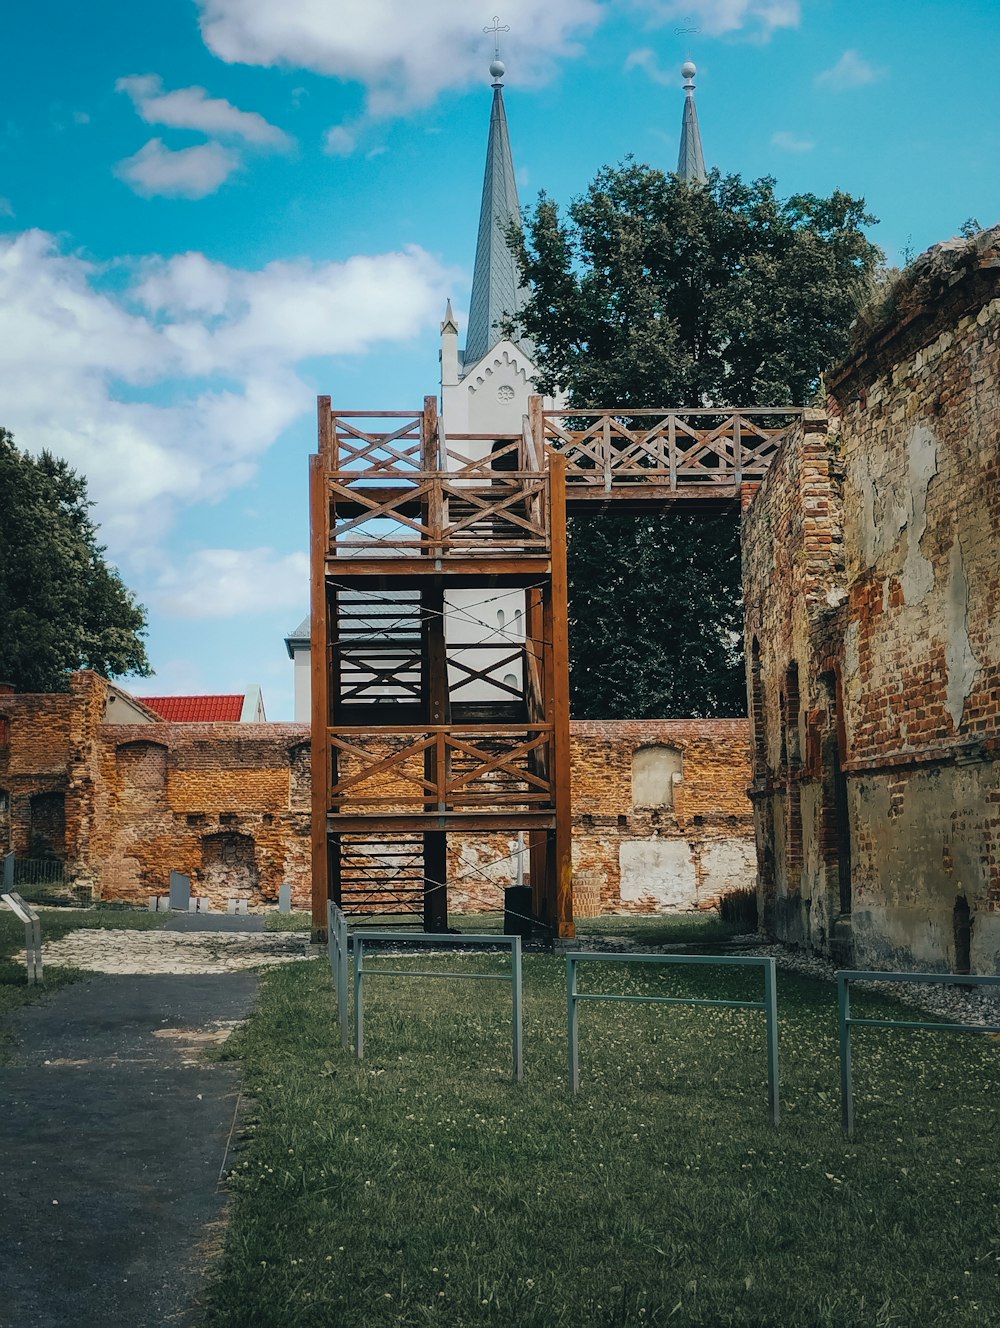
[0,673,754,916]
[743,228,1000,972]
[568,720,754,914]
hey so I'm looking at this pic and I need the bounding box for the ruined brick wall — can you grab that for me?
[569,720,754,915]
[744,226,1000,972]
[2,674,753,917]
[94,721,311,910]
[0,672,106,875]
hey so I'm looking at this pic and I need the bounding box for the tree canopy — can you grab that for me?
[508,164,881,719]
[0,428,151,692]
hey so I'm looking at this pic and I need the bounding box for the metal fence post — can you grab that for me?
[511,936,523,1082]
[327,900,337,985]
[567,954,579,1095]
[838,973,854,1139]
[338,908,350,1050]
[353,936,365,1060]
[763,957,779,1126]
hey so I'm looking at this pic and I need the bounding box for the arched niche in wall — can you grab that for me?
[115,740,169,789]
[288,743,311,810]
[201,830,258,899]
[29,790,66,858]
[0,787,11,855]
[632,745,683,810]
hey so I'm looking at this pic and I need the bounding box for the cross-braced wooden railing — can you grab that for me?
[540,407,801,492]
[326,724,554,811]
[321,409,550,558]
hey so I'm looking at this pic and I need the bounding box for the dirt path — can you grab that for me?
[0,925,284,1326]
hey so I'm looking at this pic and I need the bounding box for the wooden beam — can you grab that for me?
[309,440,331,938]
[548,452,575,939]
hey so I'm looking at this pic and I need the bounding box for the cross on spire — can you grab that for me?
[484,15,510,61]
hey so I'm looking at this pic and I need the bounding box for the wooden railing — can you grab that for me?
[540,408,801,492]
[326,724,554,811]
[322,410,550,559]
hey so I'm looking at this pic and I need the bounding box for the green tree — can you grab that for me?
[509,164,881,718]
[0,428,151,692]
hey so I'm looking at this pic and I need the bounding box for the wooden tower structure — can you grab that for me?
[309,394,798,938]
[310,394,573,937]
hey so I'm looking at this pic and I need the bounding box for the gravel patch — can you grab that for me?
[31,927,311,975]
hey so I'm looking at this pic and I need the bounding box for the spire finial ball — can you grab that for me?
[490,57,506,80]
[682,59,697,81]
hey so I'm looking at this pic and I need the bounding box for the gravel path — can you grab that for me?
[34,926,311,975]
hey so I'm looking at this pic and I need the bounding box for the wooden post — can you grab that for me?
[548,452,575,939]
[528,395,544,471]
[309,412,332,937]
[422,569,450,932]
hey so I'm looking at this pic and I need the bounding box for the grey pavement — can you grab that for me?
[0,971,259,1328]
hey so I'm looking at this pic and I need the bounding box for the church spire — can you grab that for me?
[463,34,530,368]
[677,60,708,184]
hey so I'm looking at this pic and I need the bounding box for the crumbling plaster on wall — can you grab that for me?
[744,226,1000,973]
[943,535,981,730]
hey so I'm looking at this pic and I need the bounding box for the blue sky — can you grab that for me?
[2,0,997,718]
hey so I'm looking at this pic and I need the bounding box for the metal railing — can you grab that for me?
[837,969,1000,1138]
[2,890,43,984]
[566,952,780,1124]
[327,901,351,1048]
[353,931,523,1081]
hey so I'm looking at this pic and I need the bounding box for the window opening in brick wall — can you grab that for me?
[750,638,767,775]
[953,895,972,975]
[784,665,803,877]
[818,670,852,915]
[632,744,683,809]
[0,788,10,855]
[289,744,311,810]
[201,831,257,898]
[29,791,66,859]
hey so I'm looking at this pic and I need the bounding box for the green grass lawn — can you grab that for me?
[0,906,169,1046]
[574,913,749,946]
[202,952,1000,1327]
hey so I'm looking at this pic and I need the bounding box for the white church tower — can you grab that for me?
[440,40,542,436]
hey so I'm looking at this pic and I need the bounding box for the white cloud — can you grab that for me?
[195,0,603,113]
[323,124,357,156]
[633,1,799,39]
[771,129,814,152]
[0,229,452,555]
[816,50,886,91]
[117,74,293,149]
[623,47,677,86]
[156,548,310,618]
[0,196,14,217]
[116,138,241,198]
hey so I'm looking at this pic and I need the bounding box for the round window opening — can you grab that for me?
[496,385,515,402]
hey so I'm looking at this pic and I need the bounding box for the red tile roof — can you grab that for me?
[140,694,244,723]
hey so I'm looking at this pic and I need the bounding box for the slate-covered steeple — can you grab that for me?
[677,60,708,184]
[463,53,531,369]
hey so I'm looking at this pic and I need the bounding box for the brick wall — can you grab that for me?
[743,225,1000,972]
[0,672,754,916]
[569,720,754,915]
[92,718,311,910]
